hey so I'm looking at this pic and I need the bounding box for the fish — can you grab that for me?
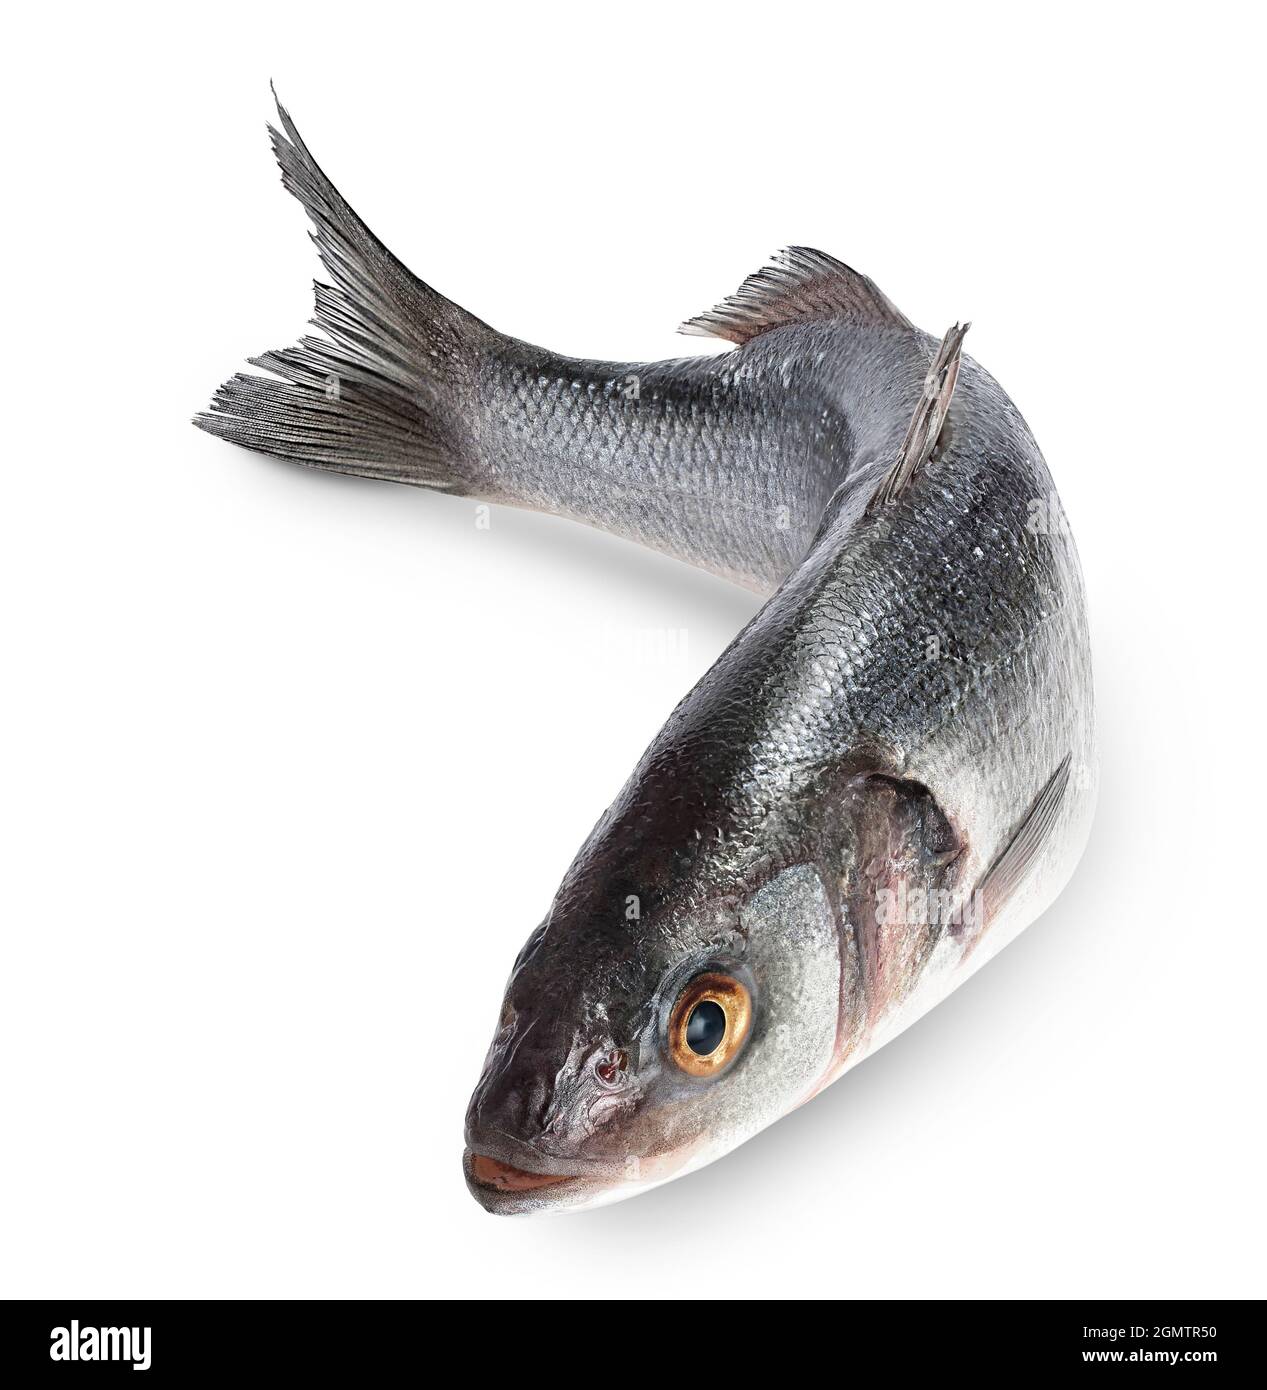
[196,93,1097,1215]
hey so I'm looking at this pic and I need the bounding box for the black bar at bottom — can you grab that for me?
[0,1299,1253,1377]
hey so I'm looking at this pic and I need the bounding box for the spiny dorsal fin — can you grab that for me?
[678,247,913,345]
[864,321,969,514]
[977,754,1072,925]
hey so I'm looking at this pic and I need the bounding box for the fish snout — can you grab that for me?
[463,1028,645,1213]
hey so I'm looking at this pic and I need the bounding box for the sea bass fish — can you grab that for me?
[197,95,1096,1215]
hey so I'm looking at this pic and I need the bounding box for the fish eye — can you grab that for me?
[667,973,752,1077]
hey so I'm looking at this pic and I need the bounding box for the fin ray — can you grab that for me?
[865,322,969,514]
[679,247,913,345]
[977,754,1073,923]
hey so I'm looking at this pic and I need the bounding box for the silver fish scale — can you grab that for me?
[476,346,848,589]
[515,323,1092,918]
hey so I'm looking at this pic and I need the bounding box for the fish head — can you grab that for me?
[463,859,845,1214]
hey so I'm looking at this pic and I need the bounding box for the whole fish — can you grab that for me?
[197,95,1097,1214]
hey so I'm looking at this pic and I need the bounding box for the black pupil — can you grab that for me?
[686,1000,727,1056]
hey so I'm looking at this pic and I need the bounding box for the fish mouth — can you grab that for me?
[462,1143,624,1216]
[469,1151,573,1193]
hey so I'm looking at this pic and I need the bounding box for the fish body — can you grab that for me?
[198,97,1096,1214]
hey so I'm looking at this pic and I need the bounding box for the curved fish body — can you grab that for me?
[197,96,1096,1214]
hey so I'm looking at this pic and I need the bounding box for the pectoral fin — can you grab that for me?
[974,754,1073,930]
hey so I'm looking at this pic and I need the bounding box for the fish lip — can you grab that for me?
[462,1146,614,1216]
[462,1127,629,1214]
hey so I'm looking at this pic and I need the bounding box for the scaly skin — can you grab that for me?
[195,97,1096,1215]
[461,320,1095,1213]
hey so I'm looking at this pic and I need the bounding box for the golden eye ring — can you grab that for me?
[667,972,752,1077]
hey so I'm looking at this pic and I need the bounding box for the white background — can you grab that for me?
[2,3,1263,1299]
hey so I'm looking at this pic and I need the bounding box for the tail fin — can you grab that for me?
[194,89,489,489]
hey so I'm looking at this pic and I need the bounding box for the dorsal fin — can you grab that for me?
[864,321,969,514]
[678,247,913,345]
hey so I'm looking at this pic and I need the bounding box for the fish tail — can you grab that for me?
[194,87,490,492]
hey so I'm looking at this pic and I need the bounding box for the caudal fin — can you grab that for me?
[195,89,489,489]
